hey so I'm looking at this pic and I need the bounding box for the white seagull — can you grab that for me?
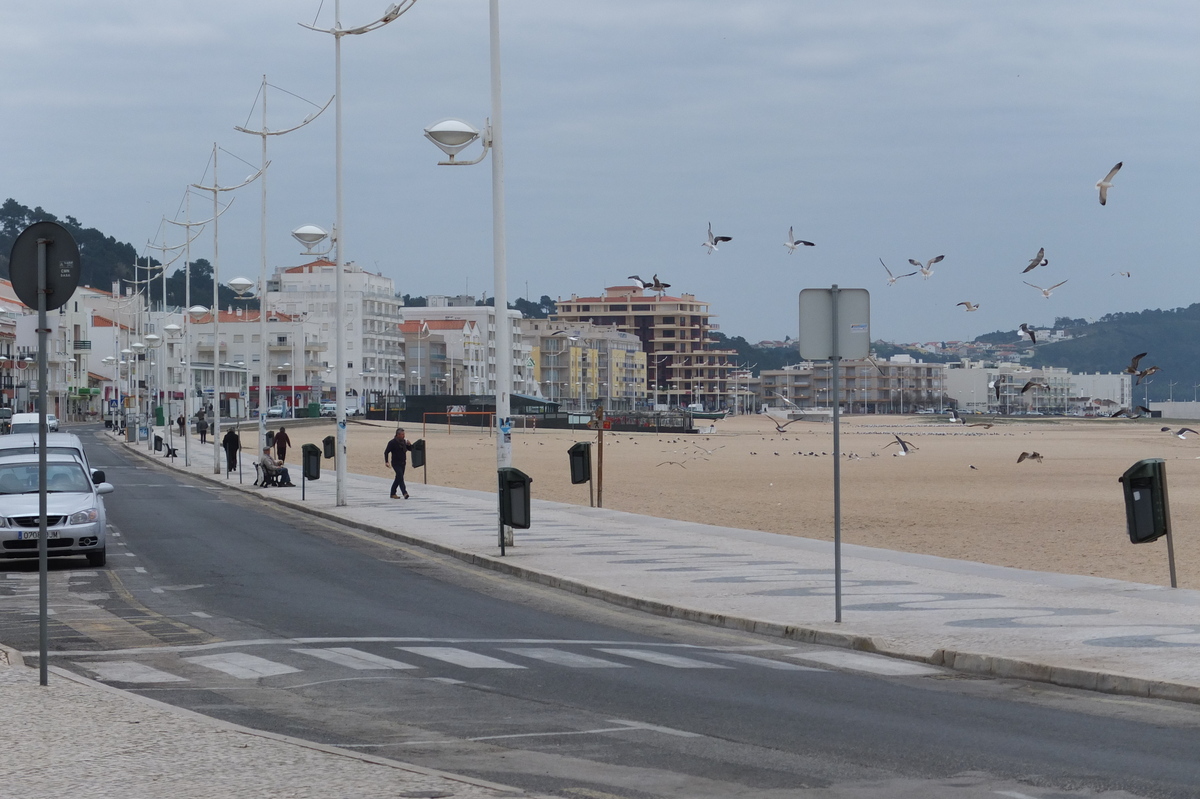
[702,222,732,254]
[784,226,815,253]
[1022,247,1048,273]
[883,434,918,456]
[956,301,980,312]
[1023,279,1068,299]
[627,275,648,290]
[1162,427,1199,440]
[1018,323,1037,343]
[908,255,945,280]
[1096,161,1122,206]
[881,258,917,286]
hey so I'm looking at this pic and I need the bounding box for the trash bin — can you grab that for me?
[498,467,532,529]
[154,406,165,426]
[301,443,321,481]
[265,430,275,449]
[410,439,426,469]
[568,442,591,485]
[125,426,135,443]
[307,402,320,419]
[1119,458,1170,544]
[322,435,336,460]
[154,434,163,452]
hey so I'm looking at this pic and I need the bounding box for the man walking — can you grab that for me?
[221,427,241,474]
[384,427,413,499]
[197,414,208,444]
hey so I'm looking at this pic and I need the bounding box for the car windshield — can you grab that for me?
[9,424,41,434]
[0,462,92,494]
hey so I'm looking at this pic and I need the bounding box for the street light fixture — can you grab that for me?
[301,0,418,507]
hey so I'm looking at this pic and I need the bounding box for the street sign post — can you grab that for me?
[798,286,870,624]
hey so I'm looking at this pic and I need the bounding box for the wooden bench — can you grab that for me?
[253,462,281,488]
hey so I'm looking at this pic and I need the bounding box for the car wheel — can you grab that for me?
[86,549,106,567]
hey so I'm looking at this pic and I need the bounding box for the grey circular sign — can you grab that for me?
[8,221,81,312]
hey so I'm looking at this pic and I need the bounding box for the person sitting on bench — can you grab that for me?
[259,446,294,486]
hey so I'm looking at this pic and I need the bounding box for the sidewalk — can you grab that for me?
[139,429,1200,704]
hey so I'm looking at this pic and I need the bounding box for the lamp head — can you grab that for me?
[291,225,329,253]
[228,277,255,296]
[424,119,480,158]
[188,305,210,318]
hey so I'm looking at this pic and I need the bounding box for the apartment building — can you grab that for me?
[759,356,948,413]
[944,361,1132,414]
[521,319,647,410]
[403,303,535,397]
[397,319,487,396]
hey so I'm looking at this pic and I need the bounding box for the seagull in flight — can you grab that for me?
[649,274,671,295]
[883,434,918,455]
[1022,247,1048,273]
[1020,380,1049,394]
[785,226,815,253]
[1123,352,1148,375]
[1023,279,1068,299]
[1096,161,1122,206]
[989,374,1006,400]
[1017,451,1043,464]
[907,255,945,280]
[956,301,980,312]
[1162,427,1199,439]
[1113,271,1131,278]
[1135,365,1160,385]
[1111,406,1152,418]
[1018,324,1037,343]
[881,258,917,286]
[627,275,648,290]
[702,222,732,254]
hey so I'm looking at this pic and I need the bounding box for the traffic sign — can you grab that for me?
[8,221,80,312]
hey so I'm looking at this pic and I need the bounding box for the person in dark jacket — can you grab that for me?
[196,415,208,444]
[384,428,413,499]
[221,427,241,474]
[274,426,292,462]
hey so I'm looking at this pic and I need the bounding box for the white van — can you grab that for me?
[0,432,105,485]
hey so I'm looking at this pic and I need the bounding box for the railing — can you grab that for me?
[74,340,92,350]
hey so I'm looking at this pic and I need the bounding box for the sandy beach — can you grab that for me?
[274,414,1200,590]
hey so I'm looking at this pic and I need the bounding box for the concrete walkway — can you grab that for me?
[4,426,1199,796]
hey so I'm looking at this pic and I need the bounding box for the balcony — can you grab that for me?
[73,340,92,351]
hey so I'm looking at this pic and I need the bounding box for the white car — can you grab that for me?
[266,405,288,419]
[46,414,59,432]
[0,453,113,567]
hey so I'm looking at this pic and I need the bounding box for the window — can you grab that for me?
[233,334,244,343]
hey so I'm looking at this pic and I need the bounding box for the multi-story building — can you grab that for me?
[397,319,487,396]
[552,284,737,409]
[521,319,647,410]
[945,361,1132,414]
[403,303,535,397]
[758,356,948,413]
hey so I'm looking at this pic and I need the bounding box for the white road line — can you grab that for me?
[190,611,212,618]
[608,719,703,738]
[294,647,417,670]
[499,647,631,668]
[782,650,942,677]
[134,566,146,573]
[395,647,527,669]
[78,661,188,683]
[594,648,732,669]
[995,792,1041,799]
[707,652,826,671]
[183,652,301,679]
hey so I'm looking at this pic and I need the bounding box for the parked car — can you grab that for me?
[46,414,59,432]
[0,432,104,485]
[0,453,113,567]
[320,402,337,417]
[8,413,43,434]
[266,405,288,419]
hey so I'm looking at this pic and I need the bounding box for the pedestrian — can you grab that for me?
[176,413,186,437]
[259,446,294,486]
[384,427,413,499]
[274,425,292,462]
[197,415,208,444]
[222,427,241,474]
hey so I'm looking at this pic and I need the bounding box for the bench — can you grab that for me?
[253,462,281,488]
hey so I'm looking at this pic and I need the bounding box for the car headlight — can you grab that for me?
[69,509,99,525]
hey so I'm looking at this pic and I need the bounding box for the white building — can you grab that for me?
[402,303,535,398]
[944,361,1132,414]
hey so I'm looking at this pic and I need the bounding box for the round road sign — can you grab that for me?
[8,221,81,312]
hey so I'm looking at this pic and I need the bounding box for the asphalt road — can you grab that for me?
[4,428,1200,798]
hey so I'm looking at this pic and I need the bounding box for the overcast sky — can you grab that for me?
[3,2,1196,346]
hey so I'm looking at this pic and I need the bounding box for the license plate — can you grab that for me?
[16,530,59,540]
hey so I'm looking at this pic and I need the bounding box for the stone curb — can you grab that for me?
[119,439,1200,707]
[0,642,23,667]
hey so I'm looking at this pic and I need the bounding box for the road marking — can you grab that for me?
[78,660,188,683]
[190,611,212,618]
[133,566,146,573]
[294,647,417,670]
[707,652,826,671]
[782,650,942,676]
[183,652,301,678]
[396,647,527,669]
[594,649,732,669]
[499,647,631,668]
[995,792,1041,799]
[608,719,703,737]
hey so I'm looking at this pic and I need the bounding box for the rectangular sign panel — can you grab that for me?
[797,287,870,361]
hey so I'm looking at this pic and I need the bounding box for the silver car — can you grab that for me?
[0,454,113,567]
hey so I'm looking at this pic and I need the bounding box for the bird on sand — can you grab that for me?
[957,301,980,312]
[883,434,918,455]
[1162,427,1199,439]
[1024,279,1068,299]
[1135,366,1160,385]
[784,226,815,253]
[908,255,945,280]
[1123,352,1149,375]
[1096,161,1122,206]
[702,222,732,254]
[1022,247,1048,273]
[1018,323,1037,343]
[1017,451,1043,463]
[881,258,917,286]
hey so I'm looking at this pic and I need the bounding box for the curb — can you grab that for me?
[116,437,1200,707]
[0,642,24,667]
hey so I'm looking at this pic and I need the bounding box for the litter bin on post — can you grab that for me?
[498,467,532,530]
[265,430,276,450]
[154,434,163,452]
[568,442,591,484]
[322,435,336,460]
[1119,457,1176,587]
[411,439,426,468]
[301,443,321,481]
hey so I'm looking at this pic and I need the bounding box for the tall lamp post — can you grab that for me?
[302,0,418,507]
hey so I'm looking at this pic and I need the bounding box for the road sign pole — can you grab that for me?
[37,239,50,686]
[831,285,842,624]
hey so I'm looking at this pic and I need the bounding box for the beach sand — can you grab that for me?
[277,414,1200,590]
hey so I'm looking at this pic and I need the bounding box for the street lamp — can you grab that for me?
[301,0,418,507]
[423,0,514,547]
[144,333,163,451]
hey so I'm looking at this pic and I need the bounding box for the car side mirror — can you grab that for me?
[96,483,114,495]
[91,469,106,485]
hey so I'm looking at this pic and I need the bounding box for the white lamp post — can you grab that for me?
[144,333,162,450]
[301,0,418,507]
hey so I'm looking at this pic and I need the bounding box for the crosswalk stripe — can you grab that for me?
[499,647,631,668]
[183,652,301,678]
[396,647,527,669]
[782,650,942,676]
[707,652,826,671]
[293,647,417,670]
[594,648,732,669]
[77,661,189,683]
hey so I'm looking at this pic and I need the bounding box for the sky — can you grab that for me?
[2,1,1196,346]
